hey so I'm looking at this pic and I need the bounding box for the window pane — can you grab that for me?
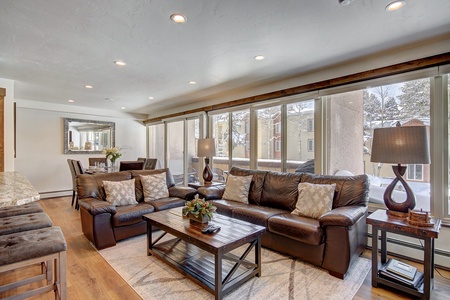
[287,100,314,172]
[212,113,229,180]
[231,110,250,173]
[187,119,200,183]
[257,106,281,171]
[167,121,184,185]
[148,124,164,169]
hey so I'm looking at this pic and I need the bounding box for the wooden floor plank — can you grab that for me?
[1,196,449,299]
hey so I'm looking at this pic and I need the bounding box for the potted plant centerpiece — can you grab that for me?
[182,195,217,224]
[102,147,122,172]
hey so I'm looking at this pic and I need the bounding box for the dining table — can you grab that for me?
[0,172,40,208]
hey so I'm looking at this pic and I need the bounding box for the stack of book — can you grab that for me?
[379,258,424,290]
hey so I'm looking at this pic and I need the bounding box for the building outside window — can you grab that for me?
[307,139,314,152]
[307,118,314,132]
[407,164,423,181]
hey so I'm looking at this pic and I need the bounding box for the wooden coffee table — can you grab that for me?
[143,208,266,300]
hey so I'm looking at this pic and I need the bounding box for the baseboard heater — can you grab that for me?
[366,232,450,272]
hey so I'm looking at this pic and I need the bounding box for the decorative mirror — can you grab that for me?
[64,118,115,154]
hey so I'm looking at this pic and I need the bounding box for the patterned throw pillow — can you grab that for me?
[103,179,138,206]
[141,173,169,201]
[222,174,253,203]
[291,182,336,219]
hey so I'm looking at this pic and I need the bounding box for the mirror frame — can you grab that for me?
[64,118,115,154]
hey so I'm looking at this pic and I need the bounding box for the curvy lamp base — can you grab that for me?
[202,158,213,184]
[383,164,416,217]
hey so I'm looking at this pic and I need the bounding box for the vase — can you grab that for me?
[109,159,118,172]
[188,214,209,224]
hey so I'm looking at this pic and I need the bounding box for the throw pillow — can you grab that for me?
[141,173,170,201]
[222,174,253,203]
[292,182,336,219]
[103,179,138,206]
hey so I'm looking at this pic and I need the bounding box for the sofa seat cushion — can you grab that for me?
[211,199,248,217]
[112,203,154,227]
[232,205,287,227]
[150,197,186,211]
[0,202,43,218]
[0,213,53,236]
[268,213,324,246]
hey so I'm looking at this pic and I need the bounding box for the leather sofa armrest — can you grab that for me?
[78,198,117,215]
[168,186,197,200]
[319,206,367,227]
[197,186,226,200]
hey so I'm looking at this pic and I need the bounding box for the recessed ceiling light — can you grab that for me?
[385,1,405,11]
[120,106,126,110]
[114,61,126,66]
[188,81,197,85]
[105,98,114,102]
[148,96,154,100]
[84,85,93,89]
[68,99,75,103]
[254,55,265,61]
[170,14,187,23]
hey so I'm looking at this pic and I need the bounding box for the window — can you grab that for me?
[167,121,184,185]
[275,140,281,152]
[275,122,281,133]
[307,118,314,132]
[231,110,250,170]
[287,100,315,172]
[307,139,314,152]
[148,124,164,168]
[257,106,281,171]
[407,164,423,181]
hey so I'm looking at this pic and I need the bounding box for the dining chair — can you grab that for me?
[119,160,145,171]
[89,157,107,166]
[213,167,225,182]
[144,158,157,170]
[67,159,77,207]
[71,160,85,210]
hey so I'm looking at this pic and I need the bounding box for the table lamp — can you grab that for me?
[370,122,430,217]
[197,138,216,185]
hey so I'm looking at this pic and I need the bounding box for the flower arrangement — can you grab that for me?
[102,147,122,164]
[182,195,217,222]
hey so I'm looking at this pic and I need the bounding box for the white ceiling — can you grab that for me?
[1,0,450,117]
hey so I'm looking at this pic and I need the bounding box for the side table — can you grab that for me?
[367,209,441,300]
[188,182,225,189]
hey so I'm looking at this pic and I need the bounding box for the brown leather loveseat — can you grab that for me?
[198,166,369,279]
[77,168,197,249]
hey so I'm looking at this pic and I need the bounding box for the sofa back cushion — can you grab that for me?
[131,168,175,202]
[261,171,303,211]
[229,167,267,205]
[300,173,369,208]
[76,171,132,201]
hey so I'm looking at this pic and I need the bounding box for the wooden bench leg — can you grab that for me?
[55,251,67,300]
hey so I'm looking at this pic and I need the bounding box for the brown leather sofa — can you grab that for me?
[198,166,369,279]
[77,168,197,249]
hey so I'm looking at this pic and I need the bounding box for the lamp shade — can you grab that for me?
[197,138,216,157]
[371,126,430,164]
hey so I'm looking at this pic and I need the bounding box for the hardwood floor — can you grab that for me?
[1,196,449,299]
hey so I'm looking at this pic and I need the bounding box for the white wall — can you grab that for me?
[14,100,146,197]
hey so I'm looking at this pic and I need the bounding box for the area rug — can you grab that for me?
[98,235,371,300]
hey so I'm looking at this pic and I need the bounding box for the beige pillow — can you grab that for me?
[292,182,336,219]
[141,173,169,201]
[103,179,138,206]
[222,174,253,203]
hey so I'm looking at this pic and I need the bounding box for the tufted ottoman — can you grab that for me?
[0,202,43,218]
[0,212,53,236]
[0,226,67,299]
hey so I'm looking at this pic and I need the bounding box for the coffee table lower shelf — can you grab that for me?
[149,234,261,299]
